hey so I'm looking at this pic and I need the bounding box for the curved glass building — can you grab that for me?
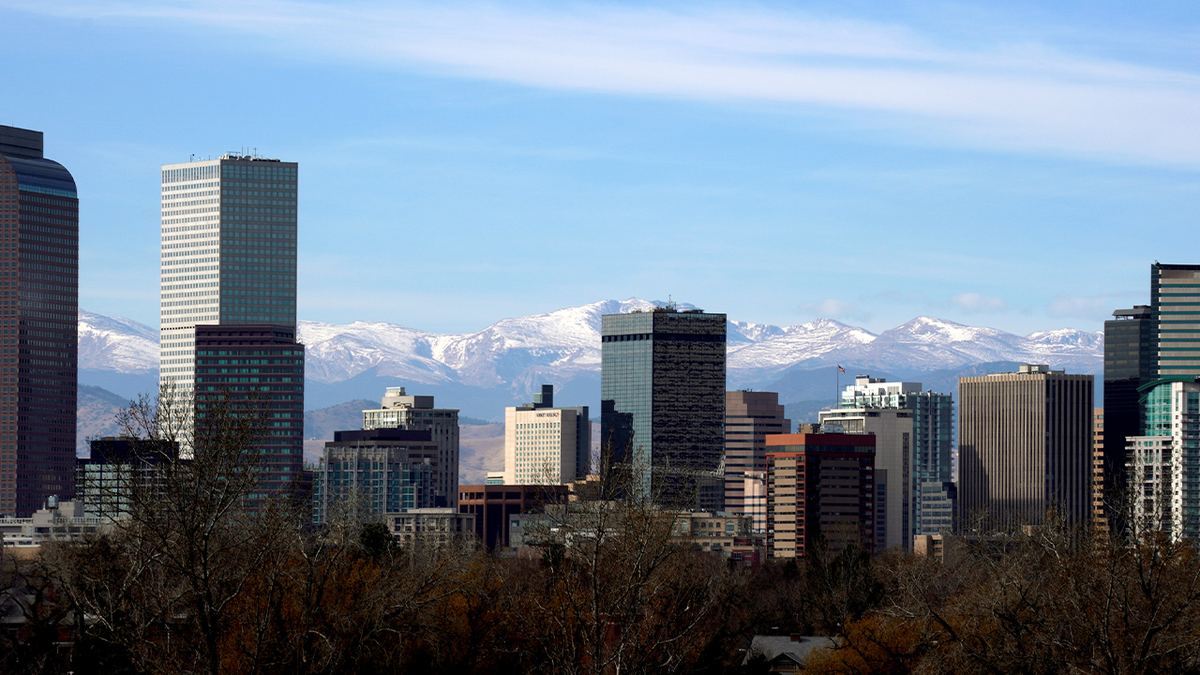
[0,126,78,517]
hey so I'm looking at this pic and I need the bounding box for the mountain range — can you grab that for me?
[78,299,1104,422]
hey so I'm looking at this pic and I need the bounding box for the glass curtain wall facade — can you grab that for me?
[311,430,439,525]
[0,126,78,517]
[600,308,726,508]
[1126,379,1200,541]
[1101,305,1154,529]
[159,156,298,423]
[193,325,304,503]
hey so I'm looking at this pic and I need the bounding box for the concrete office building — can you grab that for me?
[600,306,726,509]
[765,432,877,559]
[724,391,790,532]
[959,364,1093,528]
[363,387,459,506]
[503,384,591,485]
[819,407,913,551]
[311,428,440,525]
[193,325,304,502]
[159,154,298,456]
[0,126,78,517]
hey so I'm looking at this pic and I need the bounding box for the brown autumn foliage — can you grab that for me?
[9,387,1200,673]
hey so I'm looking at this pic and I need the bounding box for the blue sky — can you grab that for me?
[3,0,1198,336]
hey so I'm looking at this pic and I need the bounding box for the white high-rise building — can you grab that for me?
[503,384,591,485]
[363,387,460,507]
[159,155,299,392]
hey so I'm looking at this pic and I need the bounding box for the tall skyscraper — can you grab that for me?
[0,126,78,517]
[159,154,299,502]
[958,364,1093,528]
[503,384,591,485]
[159,155,298,394]
[1152,264,1200,378]
[724,390,790,532]
[600,306,725,508]
[362,387,460,506]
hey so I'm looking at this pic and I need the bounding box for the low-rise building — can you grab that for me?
[0,498,105,548]
[458,484,570,550]
[388,508,476,547]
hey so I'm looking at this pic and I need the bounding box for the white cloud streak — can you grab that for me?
[951,292,1009,313]
[16,0,1200,164]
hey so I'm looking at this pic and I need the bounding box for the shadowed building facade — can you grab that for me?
[959,364,1093,529]
[0,126,78,517]
[600,307,726,509]
[193,324,304,503]
[765,432,877,559]
[1101,306,1154,528]
[723,390,790,531]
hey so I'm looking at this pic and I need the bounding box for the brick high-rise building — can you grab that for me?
[0,126,78,517]
[193,325,304,503]
[723,390,790,531]
[765,432,877,559]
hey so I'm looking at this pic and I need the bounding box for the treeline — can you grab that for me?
[5,389,1200,674]
[10,509,1200,674]
[0,509,837,675]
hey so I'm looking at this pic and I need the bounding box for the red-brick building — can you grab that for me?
[765,433,877,559]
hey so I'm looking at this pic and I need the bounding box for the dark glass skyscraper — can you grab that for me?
[193,324,304,503]
[0,126,78,517]
[600,307,725,508]
[1100,305,1153,518]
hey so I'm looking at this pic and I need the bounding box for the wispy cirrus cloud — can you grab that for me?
[1047,292,1143,319]
[13,0,1200,164]
[798,298,870,322]
[950,292,1009,313]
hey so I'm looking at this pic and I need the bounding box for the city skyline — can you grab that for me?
[3,2,1197,337]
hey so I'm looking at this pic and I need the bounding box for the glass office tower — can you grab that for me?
[0,126,78,517]
[160,154,300,499]
[600,307,725,508]
[159,155,298,393]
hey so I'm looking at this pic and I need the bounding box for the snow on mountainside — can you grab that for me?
[74,303,1104,393]
[78,309,159,373]
[726,318,878,372]
[834,317,1102,372]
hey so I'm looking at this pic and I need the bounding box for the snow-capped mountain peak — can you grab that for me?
[77,301,1104,401]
